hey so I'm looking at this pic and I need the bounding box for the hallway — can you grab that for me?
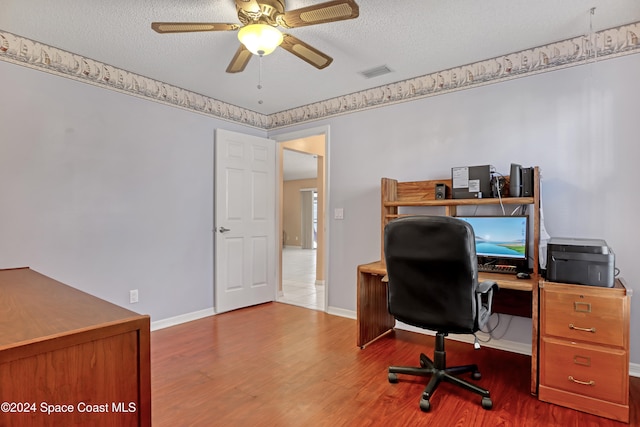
[279,247,324,311]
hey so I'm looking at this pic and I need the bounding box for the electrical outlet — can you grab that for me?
[129,289,139,304]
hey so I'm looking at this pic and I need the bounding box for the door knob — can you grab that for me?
[219,227,231,233]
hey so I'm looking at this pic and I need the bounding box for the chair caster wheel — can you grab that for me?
[481,396,493,410]
[472,371,481,380]
[419,398,431,412]
[388,372,398,383]
[419,354,429,368]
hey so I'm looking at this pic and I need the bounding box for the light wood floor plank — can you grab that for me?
[151,302,638,426]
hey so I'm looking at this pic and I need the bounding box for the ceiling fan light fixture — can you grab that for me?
[238,24,283,56]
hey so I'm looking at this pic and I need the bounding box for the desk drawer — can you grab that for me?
[540,337,627,404]
[541,286,625,347]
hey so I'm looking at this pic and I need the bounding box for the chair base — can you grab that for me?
[388,333,493,412]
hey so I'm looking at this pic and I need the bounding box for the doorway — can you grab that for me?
[274,127,328,312]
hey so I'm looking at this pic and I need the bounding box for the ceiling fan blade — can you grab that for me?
[226,44,253,73]
[279,34,333,70]
[151,22,240,34]
[277,0,359,29]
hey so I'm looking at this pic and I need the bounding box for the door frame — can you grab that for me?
[271,125,330,311]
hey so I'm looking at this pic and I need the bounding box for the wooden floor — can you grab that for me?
[151,303,638,426]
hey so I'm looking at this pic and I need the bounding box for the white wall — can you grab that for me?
[0,60,266,321]
[271,53,640,363]
[2,52,639,364]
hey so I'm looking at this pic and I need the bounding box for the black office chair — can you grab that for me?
[384,215,498,412]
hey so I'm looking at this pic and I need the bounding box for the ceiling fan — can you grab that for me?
[151,0,359,73]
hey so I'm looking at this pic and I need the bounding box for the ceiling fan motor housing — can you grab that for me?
[237,0,285,26]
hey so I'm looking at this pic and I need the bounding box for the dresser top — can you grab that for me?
[0,267,146,348]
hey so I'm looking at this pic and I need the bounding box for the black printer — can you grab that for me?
[546,237,615,287]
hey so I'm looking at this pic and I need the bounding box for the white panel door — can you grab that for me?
[215,129,276,313]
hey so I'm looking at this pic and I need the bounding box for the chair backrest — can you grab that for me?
[384,215,480,334]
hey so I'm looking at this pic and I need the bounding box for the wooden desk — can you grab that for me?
[361,172,543,394]
[0,267,151,427]
[357,260,540,394]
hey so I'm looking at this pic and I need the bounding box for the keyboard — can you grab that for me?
[478,264,517,274]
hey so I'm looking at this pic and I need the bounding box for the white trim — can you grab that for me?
[270,125,330,143]
[323,309,640,377]
[631,363,640,378]
[150,308,215,331]
[327,306,356,320]
[395,322,532,355]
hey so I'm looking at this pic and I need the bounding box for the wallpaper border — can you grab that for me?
[1,22,638,130]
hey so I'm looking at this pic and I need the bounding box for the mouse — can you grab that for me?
[516,272,530,279]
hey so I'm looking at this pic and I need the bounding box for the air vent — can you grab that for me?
[359,65,392,79]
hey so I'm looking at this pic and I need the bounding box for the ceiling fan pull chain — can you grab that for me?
[258,55,263,90]
[257,56,264,105]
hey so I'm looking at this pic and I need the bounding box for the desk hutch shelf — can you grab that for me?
[380,166,541,276]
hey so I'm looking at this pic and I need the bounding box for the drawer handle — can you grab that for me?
[568,323,596,333]
[568,376,595,386]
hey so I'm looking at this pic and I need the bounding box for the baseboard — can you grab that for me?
[327,305,356,319]
[328,308,530,355]
[395,322,532,355]
[150,308,215,331]
[326,308,640,377]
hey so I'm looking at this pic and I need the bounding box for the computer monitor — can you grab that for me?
[456,215,529,261]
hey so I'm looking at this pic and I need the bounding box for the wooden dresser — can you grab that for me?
[538,279,630,423]
[0,267,151,427]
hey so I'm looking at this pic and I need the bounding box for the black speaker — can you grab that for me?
[435,183,446,200]
[509,163,522,197]
[521,167,533,196]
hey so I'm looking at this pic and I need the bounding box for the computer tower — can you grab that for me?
[452,165,492,199]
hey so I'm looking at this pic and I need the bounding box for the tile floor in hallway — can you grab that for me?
[279,247,324,311]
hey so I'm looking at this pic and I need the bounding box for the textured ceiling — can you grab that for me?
[1,0,639,115]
